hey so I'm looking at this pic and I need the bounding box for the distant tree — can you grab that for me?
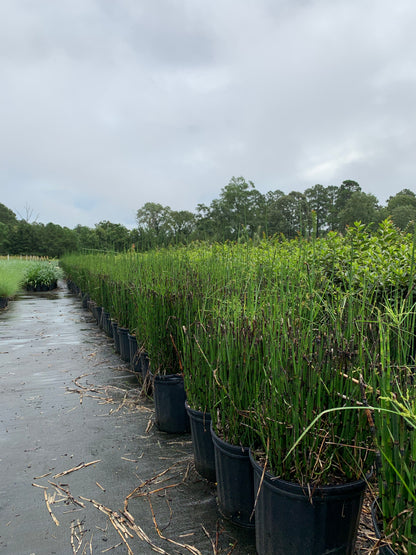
[387,189,416,211]
[0,222,9,254]
[386,189,416,230]
[264,190,285,236]
[0,203,18,226]
[136,202,172,247]
[73,225,100,250]
[331,180,362,231]
[195,203,218,240]
[335,180,362,210]
[269,191,310,238]
[0,203,17,254]
[390,205,416,231]
[167,210,196,242]
[8,220,37,255]
[136,203,171,235]
[94,221,131,251]
[16,202,38,223]
[38,223,78,257]
[202,177,265,240]
[337,191,382,231]
[304,184,334,236]
[325,185,339,231]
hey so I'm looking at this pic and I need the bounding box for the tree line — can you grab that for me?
[1,178,416,256]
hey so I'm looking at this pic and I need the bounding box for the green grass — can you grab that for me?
[0,259,28,297]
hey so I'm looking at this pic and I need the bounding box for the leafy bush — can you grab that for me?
[23,260,63,290]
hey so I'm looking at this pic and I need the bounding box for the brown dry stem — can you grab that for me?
[53,459,101,479]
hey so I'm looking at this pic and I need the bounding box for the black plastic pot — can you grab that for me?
[153,373,190,434]
[99,309,108,332]
[81,292,89,309]
[371,500,398,555]
[106,315,113,338]
[128,333,140,372]
[185,402,216,482]
[111,321,120,354]
[93,304,102,325]
[139,352,150,379]
[0,297,8,309]
[117,327,130,363]
[210,424,255,529]
[250,451,367,555]
[100,310,112,337]
[67,280,79,294]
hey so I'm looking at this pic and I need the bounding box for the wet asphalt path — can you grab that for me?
[0,283,255,555]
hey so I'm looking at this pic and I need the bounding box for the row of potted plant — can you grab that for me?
[61,219,415,554]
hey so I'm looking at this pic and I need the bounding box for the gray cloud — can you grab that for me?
[1,0,415,228]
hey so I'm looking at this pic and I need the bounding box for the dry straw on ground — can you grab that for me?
[31,370,383,554]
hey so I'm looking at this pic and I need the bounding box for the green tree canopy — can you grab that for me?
[268,191,310,237]
[0,203,17,226]
[94,221,131,251]
[201,176,266,240]
[387,189,416,230]
[304,184,336,236]
[337,191,382,231]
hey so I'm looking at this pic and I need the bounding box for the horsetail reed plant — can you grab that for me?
[180,319,215,414]
[60,221,416,509]
[370,305,416,554]
[249,242,379,485]
[287,319,416,553]
[126,249,200,374]
[179,240,275,446]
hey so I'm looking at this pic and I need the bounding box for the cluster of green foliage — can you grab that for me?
[0,258,62,297]
[0,206,135,257]
[1,179,416,256]
[135,180,416,248]
[23,260,63,290]
[62,219,415,552]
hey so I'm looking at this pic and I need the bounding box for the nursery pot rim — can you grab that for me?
[184,401,212,419]
[249,450,369,498]
[210,422,250,457]
[152,372,184,384]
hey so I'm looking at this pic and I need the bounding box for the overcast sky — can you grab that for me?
[1,0,415,229]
